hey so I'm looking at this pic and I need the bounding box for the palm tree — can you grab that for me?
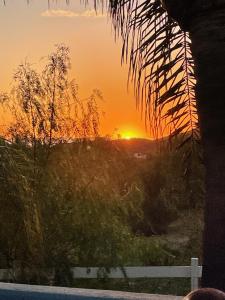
[168,0,225,289]
[102,0,225,290]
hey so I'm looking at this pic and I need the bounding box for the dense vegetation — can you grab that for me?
[0,46,204,295]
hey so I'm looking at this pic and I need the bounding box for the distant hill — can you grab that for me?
[53,136,163,158]
[112,138,158,155]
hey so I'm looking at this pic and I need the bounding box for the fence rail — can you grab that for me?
[0,258,202,291]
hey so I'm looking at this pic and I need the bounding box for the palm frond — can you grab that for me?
[106,0,198,142]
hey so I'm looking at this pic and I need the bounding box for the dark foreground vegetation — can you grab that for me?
[0,46,204,295]
[0,135,204,295]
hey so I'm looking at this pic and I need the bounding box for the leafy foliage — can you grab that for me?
[0,134,204,285]
[136,143,204,235]
[4,45,101,146]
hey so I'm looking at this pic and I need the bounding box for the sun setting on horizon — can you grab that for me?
[120,130,140,140]
[111,125,146,140]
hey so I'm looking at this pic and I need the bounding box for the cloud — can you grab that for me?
[41,9,79,18]
[41,9,106,19]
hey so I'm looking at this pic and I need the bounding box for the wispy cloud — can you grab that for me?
[41,9,106,19]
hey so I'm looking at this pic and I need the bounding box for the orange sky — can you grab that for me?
[0,0,150,139]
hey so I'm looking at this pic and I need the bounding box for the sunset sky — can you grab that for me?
[0,0,149,139]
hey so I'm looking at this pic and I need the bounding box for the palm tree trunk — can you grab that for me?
[189,5,225,290]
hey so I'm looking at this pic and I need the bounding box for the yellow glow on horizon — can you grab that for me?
[121,130,139,140]
[125,136,131,140]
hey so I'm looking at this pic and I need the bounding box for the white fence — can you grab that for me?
[0,258,202,292]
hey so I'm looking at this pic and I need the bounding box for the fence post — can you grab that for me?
[191,258,199,291]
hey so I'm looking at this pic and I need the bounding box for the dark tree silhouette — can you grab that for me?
[175,1,225,289]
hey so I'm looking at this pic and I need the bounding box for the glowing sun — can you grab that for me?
[121,130,138,140]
